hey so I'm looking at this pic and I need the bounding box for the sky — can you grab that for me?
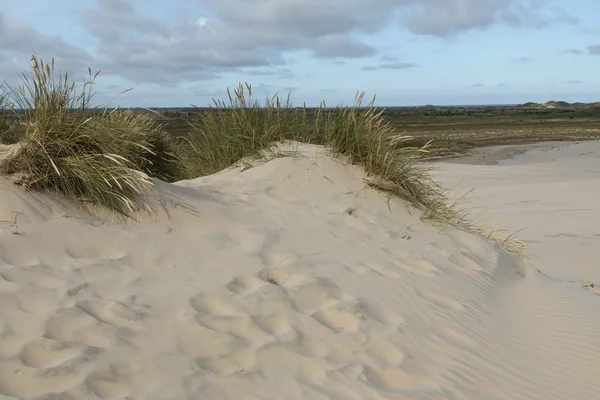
[0,0,599,107]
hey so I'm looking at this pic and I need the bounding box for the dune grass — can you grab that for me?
[184,84,523,253]
[0,56,184,216]
[182,83,308,177]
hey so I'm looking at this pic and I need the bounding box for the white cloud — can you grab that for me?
[195,17,208,27]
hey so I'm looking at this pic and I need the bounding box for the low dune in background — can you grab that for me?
[0,142,598,400]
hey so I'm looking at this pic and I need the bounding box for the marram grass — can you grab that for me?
[0,56,184,216]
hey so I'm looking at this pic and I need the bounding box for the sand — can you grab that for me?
[433,140,600,284]
[0,142,598,399]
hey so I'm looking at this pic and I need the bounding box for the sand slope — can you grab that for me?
[434,141,600,284]
[0,143,598,400]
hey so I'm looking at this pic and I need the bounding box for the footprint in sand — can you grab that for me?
[76,300,144,329]
[85,369,131,399]
[250,313,293,337]
[19,338,89,369]
[225,275,264,295]
[195,347,257,375]
[288,277,342,314]
[191,292,293,345]
[286,331,330,358]
[190,293,241,317]
[0,354,95,398]
[361,365,439,393]
[312,303,361,333]
[354,300,405,327]
[366,341,406,366]
[15,287,61,314]
[194,314,273,347]
[0,250,40,268]
[0,265,64,289]
[44,308,118,348]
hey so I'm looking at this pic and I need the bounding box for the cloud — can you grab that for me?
[242,68,295,78]
[78,0,575,83]
[470,83,485,87]
[403,0,511,36]
[401,0,575,36]
[0,11,91,83]
[562,48,583,55]
[548,6,580,25]
[362,62,419,71]
[0,0,579,88]
[551,80,584,84]
[588,44,600,55]
[511,56,531,62]
[313,35,376,59]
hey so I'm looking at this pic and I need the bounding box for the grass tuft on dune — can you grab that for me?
[0,56,184,216]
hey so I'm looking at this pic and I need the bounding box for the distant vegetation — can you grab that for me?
[517,100,600,110]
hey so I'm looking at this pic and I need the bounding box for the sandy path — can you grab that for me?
[0,142,598,399]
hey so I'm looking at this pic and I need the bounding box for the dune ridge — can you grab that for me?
[0,142,598,399]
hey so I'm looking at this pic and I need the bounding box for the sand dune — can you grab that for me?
[0,142,598,399]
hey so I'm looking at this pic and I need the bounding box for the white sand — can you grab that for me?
[433,140,600,283]
[0,142,598,399]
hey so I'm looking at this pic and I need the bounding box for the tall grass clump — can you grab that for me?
[183,83,310,176]
[312,93,453,218]
[185,84,523,253]
[0,56,184,216]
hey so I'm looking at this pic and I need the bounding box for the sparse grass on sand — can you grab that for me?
[0,56,184,216]
[0,57,522,253]
[184,84,524,253]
